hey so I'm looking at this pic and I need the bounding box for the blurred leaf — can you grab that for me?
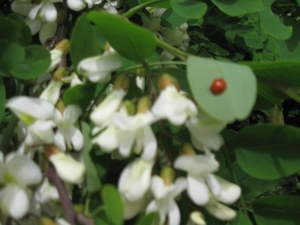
[10,45,50,79]
[81,121,101,192]
[0,16,21,42]
[0,40,25,71]
[211,0,264,16]
[259,0,292,40]
[0,77,5,120]
[253,196,300,225]
[235,124,300,180]
[228,210,252,225]
[88,11,156,61]
[101,184,124,225]
[70,14,102,71]
[63,84,96,111]
[171,0,207,19]
[135,213,159,225]
[187,56,257,123]
[7,13,31,46]
[160,8,187,28]
[140,0,171,8]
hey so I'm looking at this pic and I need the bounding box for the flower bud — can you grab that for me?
[158,73,180,91]
[40,217,56,225]
[113,74,130,91]
[56,101,65,114]
[160,166,175,186]
[122,100,136,115]
[44,144,61,159]
[186,211,206,225]
[55,39,70,55]
[180,143,196,155]
[53,67,68,81]
[137,96,151,114]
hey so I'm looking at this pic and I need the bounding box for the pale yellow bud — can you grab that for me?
[113,74,130,91]
[180,143,196,155]
[137,96,151,114]
[160,166,175,186]
[53,67,68,81]
[55,39,70,55]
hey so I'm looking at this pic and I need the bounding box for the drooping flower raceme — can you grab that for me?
[146,175,187,225]
[0,152,42,219]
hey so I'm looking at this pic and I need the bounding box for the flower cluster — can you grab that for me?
[87,72,240,224]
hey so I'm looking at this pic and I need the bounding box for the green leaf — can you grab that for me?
[70,14,102,72]
[101,184,124,225]
[81,122,101,192]
[235,124,300,180]
[187,56,257,123]
[253,196,300,225]
[271,17,300,60]
[228,210,252,225]
[7,13,32,46]
[87,11,156,61]
[0,16,21,42]
[63,84,96,111]
[258,0,292,40]
[160,8,188,28]
[211,0,264,16]
[140,0,171,8]
[135,213,159,225]
[171,0,207,19]
[0,77,5,120]
[0,40,25,71]
[10,45,50,79]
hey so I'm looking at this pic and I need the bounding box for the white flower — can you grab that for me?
[186,211,206,225]
[67,0,101,11]
[77,50,122,83]
[53,105,84,151]
[174,153,219,206]
[29,0,62,23]
[61,72,83,87]
[0,153,42,218]
[118,158,154,201]
[35,178,59,204]
[152,85,198,125]
[90,89,127,128]
[49,152,85,184]
[186,115,226,151]
[39,22,57,44]
[25,120,55,146]
[40,80,64,105]
[112,110,157,160]
[136,76,145,92]
[92,123,126,152]
[204,199,237,221]
[146,176,187,225]
[48,49,63,72]
[7,96,55,124]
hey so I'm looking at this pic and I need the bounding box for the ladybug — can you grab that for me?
[210,78,227,95]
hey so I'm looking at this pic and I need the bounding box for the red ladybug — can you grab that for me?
[210,78,226,95]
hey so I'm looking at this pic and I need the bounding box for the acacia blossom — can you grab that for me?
[0,153,42,219]
[146,175,187,225]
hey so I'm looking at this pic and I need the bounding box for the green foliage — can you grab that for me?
[101,184,124,225]
[228,211,252,225]
[211,0,264,16]
[0,77,5,120]
[253,196,300,225]
[70,14,102,71]
[63,84,96,110]
[87,11,157,61]
[10,45,50,79]
[187,56,257,123]
[171,0,208,19]
[0,40,25,71]
[235,125,300,180]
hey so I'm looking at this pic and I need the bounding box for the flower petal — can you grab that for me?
[67,0,86,11]
[187,175,209,206]
[39,80,63,104]
[119,131,136,157]
[204,199,237,221]
[50,153,85,184]
[214,175,241,204]
[42,2,57,22]
[39,22,57,44]
[64,105,82,124]
[6,154,42,186]
[168,200,181,225]
[0,185,30,219]
[141,126,157,161]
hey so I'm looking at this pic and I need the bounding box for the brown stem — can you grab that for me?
[45,164,76,225]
